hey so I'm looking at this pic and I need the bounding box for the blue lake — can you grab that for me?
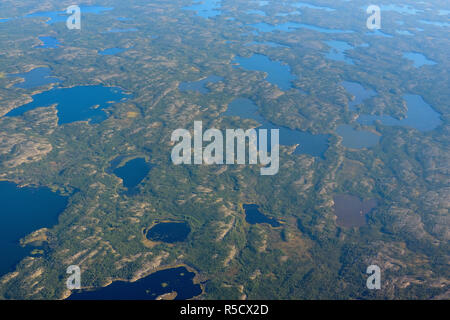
[324,40,355,65]
[8,67,60,89]
[99,47,127,55]
[26,6,113,24]
[112,157,152,195]
[341,81,377,111]
[5,85,129,124]
[0,181,68,277]
[225,98,330,157]
[146,222,191,243]
[179,75,223,94]
[336,124,380,149]
[68,266,202,300]
[243,204,280,227]
[403,52,436,68]
[183,0,222,18]
[233,54,296,91]
[36,36,60,49]
[357,94,442,132]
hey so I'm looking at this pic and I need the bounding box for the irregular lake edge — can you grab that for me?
[64,264,204,300]
[0,180,69,277]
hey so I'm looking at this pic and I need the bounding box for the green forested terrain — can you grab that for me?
[0,0,448,299]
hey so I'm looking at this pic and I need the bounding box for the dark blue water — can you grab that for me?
[225,98,329,157]
[324,41,355,65]
[179,75,223,94]
[36,36,60,48]
[336,125,380,149]
[146,222,191,243]
[4,85,128,124]
[341,81,377,111]
[0,181,68,276]
[25,6,113,24]
[403,52,436,68]
[233,54,296,91]
[357,94,442,132]
[67,267,202,300]
[243,204,280,227]
[112,158,152,194]
[8,67,59,89]
[99,48,126,55]
[183,0,222,18]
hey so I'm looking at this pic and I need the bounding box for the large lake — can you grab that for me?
[333,194,377,228]
[146,222,191,243]
[243,204,280,227]
[8,67,59,89]
[233,54,296,91]
[357,94,442,132]
[179,75,223,94]
[67,266,202,300]
[225,98,330,157]
[324,41,355,65]
[336,124,380,149]
[0,181,68,276]
[341,81,376,111]
[36,36,60,49]
[4,85,129,124]
[111,157,152,195]
[403,52,436,68]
